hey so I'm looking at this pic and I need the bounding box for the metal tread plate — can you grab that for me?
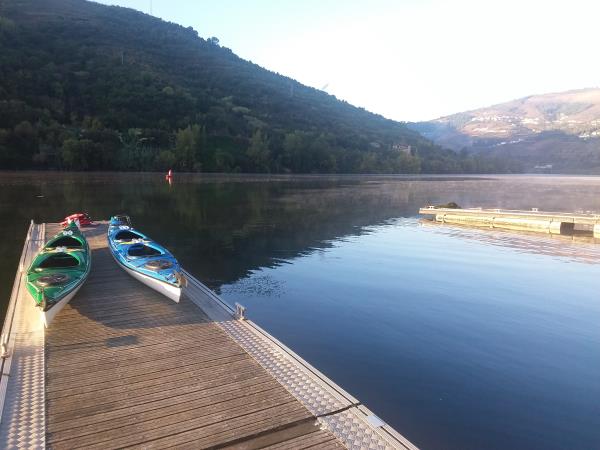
[0,224,45,450]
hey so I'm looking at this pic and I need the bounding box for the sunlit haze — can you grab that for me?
[96,0,600,121]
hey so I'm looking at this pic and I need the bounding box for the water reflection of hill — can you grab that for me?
[421,220,600,265]
[136,179,423,288]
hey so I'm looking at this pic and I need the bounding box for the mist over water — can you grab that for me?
[1,173,600,449]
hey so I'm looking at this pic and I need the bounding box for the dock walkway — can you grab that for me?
[0,222,416,449]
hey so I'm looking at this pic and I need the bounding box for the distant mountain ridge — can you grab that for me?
[411,88,600,173]
[0,0,517,173]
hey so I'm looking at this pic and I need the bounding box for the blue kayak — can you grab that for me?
[107,215,184,302]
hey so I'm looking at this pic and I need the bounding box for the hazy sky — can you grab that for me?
[95,0,600,121]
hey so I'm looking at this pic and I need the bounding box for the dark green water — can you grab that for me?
[1,172,600,449]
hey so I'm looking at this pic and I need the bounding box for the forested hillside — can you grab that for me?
[0,0,520,173]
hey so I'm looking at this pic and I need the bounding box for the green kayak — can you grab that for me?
[26,221,91,327]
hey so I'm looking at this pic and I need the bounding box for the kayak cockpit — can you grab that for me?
[46,235,84,249]
[37,253,80,269]
[114,230,146,241]
[110,215,132,227]
[127,243,162,257]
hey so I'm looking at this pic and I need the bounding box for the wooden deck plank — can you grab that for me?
[47,375,274,433]
[47,354,251,400]
[47,338,243,378]
[47,359,261,412]
[142,404,313,450]
[46,319,223,344]
[48,384,288,445]
[53,399,305,449]
[46,352,251,407]
[47,364,262,413]
[46,337,234,371]
[45,321,226,346]
[45,223,344,449]
[47,345,246,391]
[47,325,231,353]
[47,366,268,426]
[46,334,235,373]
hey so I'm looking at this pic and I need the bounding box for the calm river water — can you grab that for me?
[1,172,599,449]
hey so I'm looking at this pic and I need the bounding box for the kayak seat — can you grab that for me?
[145,259,173,270]
[36,273,70,286]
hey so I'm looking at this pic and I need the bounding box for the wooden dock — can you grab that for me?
[419,206,600,237]
[0,222,417,449]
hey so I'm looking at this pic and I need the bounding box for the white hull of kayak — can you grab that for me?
[41,253,91,328]
[41,282,83,328]
[112,253,181,303]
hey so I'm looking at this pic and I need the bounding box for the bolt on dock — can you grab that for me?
[419,206,600,237]
[0,222,417,449]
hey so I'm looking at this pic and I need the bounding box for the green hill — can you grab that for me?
[0,0,519,173]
